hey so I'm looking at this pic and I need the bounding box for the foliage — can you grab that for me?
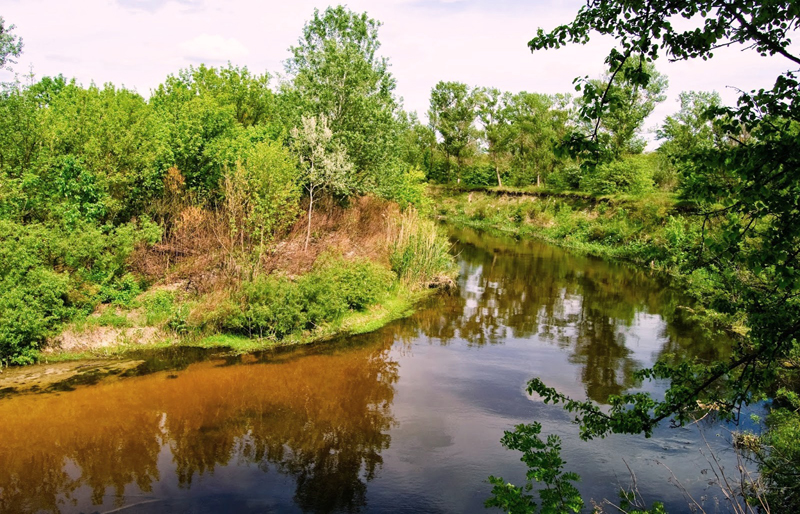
[503,92,573,187]
[524,0,800,443]
[373,165,428,209]
[222,139,301,260]
[656,91,724,192]
[757,390,800,512]
[582,154,656,195]
[222,257,394,339]
[0,218,160,364]
[390,209,456,288]
[290,114,355,251]
[0,17,22,71]
[429,81,479,182]
[284,5,399,189]
[575,57,668,157]
[485,422,583,514]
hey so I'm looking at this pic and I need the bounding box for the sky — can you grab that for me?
[2,0,798,147]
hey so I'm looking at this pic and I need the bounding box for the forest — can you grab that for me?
[1,1,799,512]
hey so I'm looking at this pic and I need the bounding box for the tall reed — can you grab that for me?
[388,209,456,289]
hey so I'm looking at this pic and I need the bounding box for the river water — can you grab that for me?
[0,226,751,513]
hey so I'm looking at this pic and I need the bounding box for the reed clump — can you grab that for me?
[389,208,457,290]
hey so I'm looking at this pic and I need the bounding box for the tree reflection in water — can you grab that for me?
[406,226,727,403]
[0,226,728,513]
[0,341,398,513]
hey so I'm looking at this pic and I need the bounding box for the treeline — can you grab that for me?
[0,7,453,365]
[416,58,731,201]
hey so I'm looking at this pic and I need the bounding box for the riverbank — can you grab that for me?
[39,286,435,364]
[432,186,744,333]
[18,197,456,368]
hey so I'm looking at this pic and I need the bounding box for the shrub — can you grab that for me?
[374,165,428,209]
[222,257,395,339]
[142,290,177,325]
[224,276,307,338]
[546,163,582,191]
[582,155,655,195]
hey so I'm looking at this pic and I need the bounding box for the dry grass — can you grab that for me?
[133,194,403,292]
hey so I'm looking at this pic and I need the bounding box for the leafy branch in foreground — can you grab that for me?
[485,422,583,514]
[486,423,670,514]
[522,0,800,441]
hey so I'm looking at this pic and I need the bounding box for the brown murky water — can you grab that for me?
[0,227,749,513]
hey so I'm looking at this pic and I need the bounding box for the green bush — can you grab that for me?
[0,217,162,364]
[582,155,655,195]
[309,256,395,311]
[375,165,428,209]
[546,163,582,191]
[222,257,395,339]
[224,275,307,338]
[759,392,800,512]
[142,290,177,325]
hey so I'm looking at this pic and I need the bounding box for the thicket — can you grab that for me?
[0,8,455,365]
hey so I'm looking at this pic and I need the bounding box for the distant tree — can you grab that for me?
[476,87,509,187]
[428,81,478,183]
[577,57,668,157]
[290,115,354,251]
[504,92,571,187]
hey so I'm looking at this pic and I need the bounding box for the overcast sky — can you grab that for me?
[2,0,798,147]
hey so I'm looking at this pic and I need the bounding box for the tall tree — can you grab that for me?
[504,92,569,187]
[284,6,398,190]
[428,81,478,183]
[577,57,668,156]
[476,87,509,187]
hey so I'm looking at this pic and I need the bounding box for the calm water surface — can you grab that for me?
[0,227,747,513]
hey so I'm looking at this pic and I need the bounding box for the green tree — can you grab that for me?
[524,0,800,445]
[656,90,724,191]
[284,6,398,190]
[428,81,478,183]
[221,140,301,263]
[476,87,509,187]
[577,57,668,157]
[290,115,354,251]
[504,92,571,187]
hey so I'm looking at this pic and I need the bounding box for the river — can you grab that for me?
[0,226,752,513]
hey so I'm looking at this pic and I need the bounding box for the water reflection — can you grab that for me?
[406,226,726,402]
[0,342,397,513]
[0,226,728,513]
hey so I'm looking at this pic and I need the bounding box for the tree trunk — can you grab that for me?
[305,187,314,253]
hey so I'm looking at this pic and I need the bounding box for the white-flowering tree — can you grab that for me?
[290,114,354,251]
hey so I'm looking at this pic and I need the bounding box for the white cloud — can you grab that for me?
[180,34,249,62]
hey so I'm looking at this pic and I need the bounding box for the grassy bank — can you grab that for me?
[433,186,692,268]
[42,285,432,364]
[433,186,743,332]
[36,198,457,364]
